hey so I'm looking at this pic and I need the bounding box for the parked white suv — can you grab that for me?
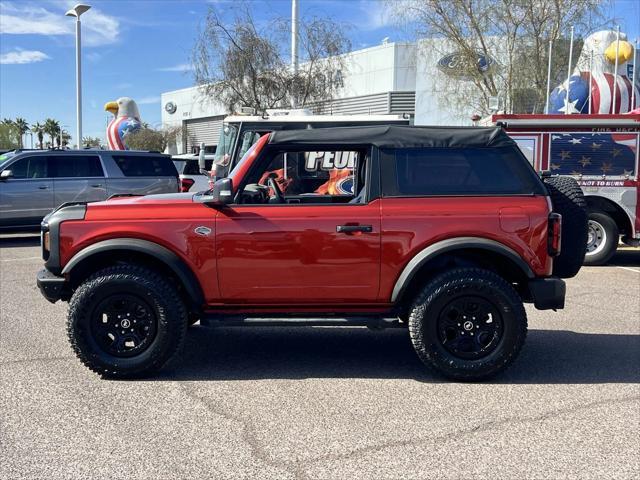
[171,153,216,192]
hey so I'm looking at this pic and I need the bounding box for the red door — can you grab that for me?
[215,201,381,304]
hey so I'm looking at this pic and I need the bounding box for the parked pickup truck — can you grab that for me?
[36,126,587,381]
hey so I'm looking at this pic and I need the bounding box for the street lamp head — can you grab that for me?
[65,4,91,18]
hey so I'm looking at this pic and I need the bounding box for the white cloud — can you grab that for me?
[137,96,161,105]
[0,49,50,64]
[86,51,102,63]
[0,1,120,47]
[156,63,192,72]
[360,0,393,31]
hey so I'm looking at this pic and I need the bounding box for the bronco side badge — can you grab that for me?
[194,226,212,236]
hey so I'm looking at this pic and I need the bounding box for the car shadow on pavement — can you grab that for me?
[606,249,640,267]
[0,234,40,248]
[157,327,640,384]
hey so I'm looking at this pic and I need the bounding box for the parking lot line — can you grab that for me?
[616,266,640,273]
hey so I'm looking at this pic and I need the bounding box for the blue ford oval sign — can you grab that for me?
[437,51,495,79]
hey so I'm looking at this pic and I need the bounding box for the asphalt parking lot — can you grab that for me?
[1,234,638,479]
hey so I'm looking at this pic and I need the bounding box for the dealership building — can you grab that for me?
[161,40,485,154]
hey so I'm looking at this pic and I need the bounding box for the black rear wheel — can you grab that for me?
[408,268,527,381]
[68,264,188,378]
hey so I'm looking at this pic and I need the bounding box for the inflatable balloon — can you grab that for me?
[105,97,142,150]
[549,30,639,114]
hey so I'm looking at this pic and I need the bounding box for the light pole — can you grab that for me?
[65,4,91,150]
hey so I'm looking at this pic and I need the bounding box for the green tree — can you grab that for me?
[31,122,45,149]
[14,117,29,149]
[0,122,20,150]
[125,126,180,152]
[43,118,60,148]
[82,136,103,148]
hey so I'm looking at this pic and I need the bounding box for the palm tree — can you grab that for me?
[32,122,45,149]
[43,118,60,149]
[14,117,29,148]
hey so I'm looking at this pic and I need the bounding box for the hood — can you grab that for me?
[84,193,204,221]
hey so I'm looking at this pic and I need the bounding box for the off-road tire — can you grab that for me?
[543,175,588,278]
[67,264,188,379]
[408,268,527,381]
[584,212,619,265]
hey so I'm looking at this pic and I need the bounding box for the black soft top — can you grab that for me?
[268,125,515,149]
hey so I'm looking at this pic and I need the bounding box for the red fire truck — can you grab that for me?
[490,114,640,265]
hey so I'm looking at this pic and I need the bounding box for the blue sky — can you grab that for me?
[1,0,639,146]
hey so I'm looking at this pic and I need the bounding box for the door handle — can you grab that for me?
[38,185,48,190]
[336,224,373,233]
[91,184,103,188]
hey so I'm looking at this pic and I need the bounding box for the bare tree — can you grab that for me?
[192,3,351,113]
[392,0,604,115]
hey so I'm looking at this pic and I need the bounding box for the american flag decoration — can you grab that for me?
[549,133,637,176]
[107,117,141,150]
[550,73,639,114]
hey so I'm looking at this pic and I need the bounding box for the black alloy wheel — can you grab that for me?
[437,295,504,360]
[89,294,158,357]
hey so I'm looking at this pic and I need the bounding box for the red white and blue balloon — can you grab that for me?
[549,30,639,114]
[105,97,142,150]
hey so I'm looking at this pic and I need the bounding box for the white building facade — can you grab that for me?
[161,41,491,153]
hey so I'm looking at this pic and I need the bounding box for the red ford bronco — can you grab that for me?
[36,126,587,381]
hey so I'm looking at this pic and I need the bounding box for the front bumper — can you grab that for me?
[527,277,566,310]
[37,268,69,303]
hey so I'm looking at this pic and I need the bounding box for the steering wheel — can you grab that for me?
[267,177,285,203]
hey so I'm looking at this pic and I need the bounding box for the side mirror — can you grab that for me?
[0,170,13,181]
[212,177,233,204]
[194,177,233,205]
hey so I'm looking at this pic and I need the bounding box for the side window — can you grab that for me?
[113,155,178,177]
[241,148,366,204]
[183,160,213,174]
[381,147,544,196]
[7,156,48,179]
[51,155,104,178]
[511,136,538,167]
[237,131,264,160]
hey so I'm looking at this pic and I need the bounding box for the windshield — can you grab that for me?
[228,138,262,181]
[213,123,238,166]
[0,151,17,168]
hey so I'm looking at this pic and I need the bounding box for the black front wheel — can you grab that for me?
[408,268,527,381]
[67,264,188,378]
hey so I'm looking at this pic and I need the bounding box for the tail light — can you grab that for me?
[180,178,195,192]
[548,213,562,256]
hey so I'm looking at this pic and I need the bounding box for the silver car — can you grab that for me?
[0,149,179,230]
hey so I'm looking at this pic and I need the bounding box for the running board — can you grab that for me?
[200,315,404,329]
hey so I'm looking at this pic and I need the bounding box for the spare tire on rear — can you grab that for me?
[543,175,588,278]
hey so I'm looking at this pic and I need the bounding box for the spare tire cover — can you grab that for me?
[543,176,588,278]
